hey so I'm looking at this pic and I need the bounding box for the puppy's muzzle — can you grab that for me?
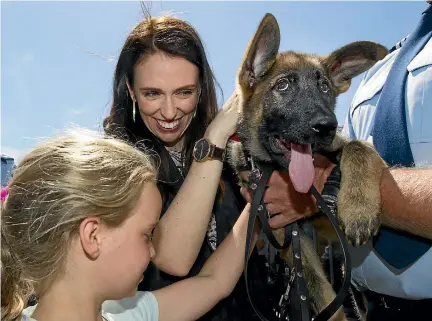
[309,115,338,139]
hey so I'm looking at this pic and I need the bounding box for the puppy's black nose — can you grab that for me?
[310,116,338,136]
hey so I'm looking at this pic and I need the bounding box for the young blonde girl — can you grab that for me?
[1,131,258,321]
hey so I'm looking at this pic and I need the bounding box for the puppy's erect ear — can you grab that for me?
[238,13,280,95]
[322,41,388,94]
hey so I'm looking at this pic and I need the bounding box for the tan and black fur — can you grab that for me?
[226,13,389,321]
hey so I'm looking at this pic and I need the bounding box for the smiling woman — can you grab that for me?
[103,16,221,179]
[102,14,274,321]
[127,51,201,148]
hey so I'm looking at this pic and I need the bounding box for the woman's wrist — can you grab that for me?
[204,129,230,148]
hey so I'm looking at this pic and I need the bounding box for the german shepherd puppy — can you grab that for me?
[227,13,389,321]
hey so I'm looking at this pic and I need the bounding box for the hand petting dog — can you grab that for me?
[240,154,336,228]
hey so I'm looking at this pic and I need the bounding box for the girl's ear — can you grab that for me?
[79,216,103,259]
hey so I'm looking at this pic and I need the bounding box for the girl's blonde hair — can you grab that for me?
[1,130,157,321]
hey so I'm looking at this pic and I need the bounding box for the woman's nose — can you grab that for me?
[160,97,177,120]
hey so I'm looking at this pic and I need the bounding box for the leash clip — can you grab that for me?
[279,266,296,307]
[276,266,297,321]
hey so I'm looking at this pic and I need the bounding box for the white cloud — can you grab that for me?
[70,108,88,115]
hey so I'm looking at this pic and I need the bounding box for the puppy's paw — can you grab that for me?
[338,140,386,247]
[337,181,382,246]
[338,208,380,246]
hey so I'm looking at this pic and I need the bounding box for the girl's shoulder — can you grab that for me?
[20,292,159,321]
[102,291,159,321]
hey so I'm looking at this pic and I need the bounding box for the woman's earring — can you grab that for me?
[132,99,136,123]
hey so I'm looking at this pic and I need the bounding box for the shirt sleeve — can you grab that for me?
[341,63,374,141]
[102,291,159,321]
[20,306,38,321]
[135,291,159,321]
[341,111,356,141]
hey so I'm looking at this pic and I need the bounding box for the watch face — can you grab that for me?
[194,139,210,161]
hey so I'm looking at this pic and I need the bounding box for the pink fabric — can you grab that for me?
[1,186,9,201]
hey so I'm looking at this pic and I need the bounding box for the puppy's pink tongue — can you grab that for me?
[288,143,314,193]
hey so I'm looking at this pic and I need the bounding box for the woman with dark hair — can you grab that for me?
[102,13,339,320]
[103,15,274,320]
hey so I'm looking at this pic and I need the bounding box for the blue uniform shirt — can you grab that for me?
[342,38,432,299]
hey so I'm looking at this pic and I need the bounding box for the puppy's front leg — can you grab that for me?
[338,140,387,246]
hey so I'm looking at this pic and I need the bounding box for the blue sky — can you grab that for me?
[1,1,429,162]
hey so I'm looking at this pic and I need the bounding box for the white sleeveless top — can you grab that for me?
[22,291,159,321]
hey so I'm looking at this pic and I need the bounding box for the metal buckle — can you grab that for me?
[380,296,389,309]
[279,267,296,307]
[274,266,297,320]
[248,166,262,191]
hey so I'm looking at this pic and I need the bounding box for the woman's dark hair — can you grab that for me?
[103,15,221,184]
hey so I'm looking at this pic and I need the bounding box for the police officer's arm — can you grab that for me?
[380,167,432,240]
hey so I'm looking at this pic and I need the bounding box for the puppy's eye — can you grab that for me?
[276,78,289,91]
[320,81,330,93]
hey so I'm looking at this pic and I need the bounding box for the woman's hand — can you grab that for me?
[240,154,336,228]
[205,93,238,147]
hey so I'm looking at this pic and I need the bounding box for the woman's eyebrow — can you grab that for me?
[139,86,161,91]
[138,84,197,91]
[176,84,197,90]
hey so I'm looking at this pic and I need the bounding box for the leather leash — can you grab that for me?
[244,162,352,321]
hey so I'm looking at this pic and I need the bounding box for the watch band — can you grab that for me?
[211,145,226,161]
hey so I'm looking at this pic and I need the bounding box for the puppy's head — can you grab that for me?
[236,13,387,193]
